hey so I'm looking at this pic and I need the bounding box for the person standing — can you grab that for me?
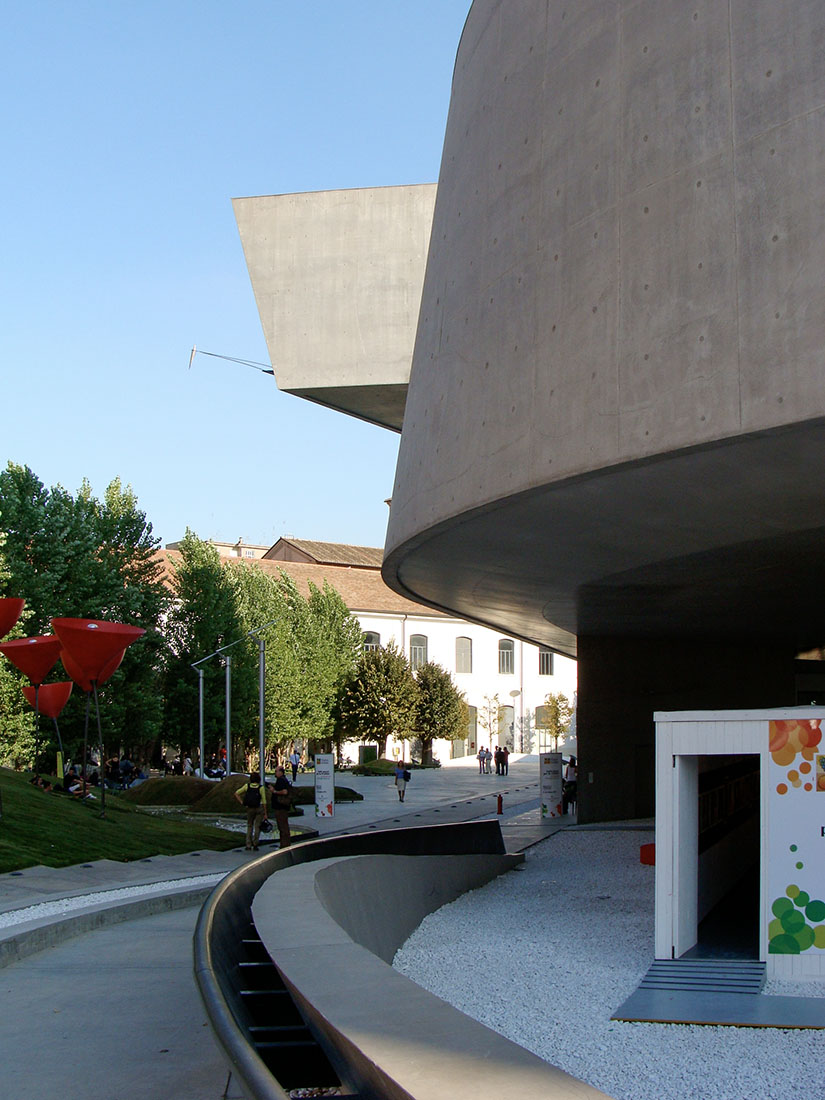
[272,765,294,848]
[288,747,301,783]
[235,772,270,851]
[502,746,510,775]
[477,747,486,774]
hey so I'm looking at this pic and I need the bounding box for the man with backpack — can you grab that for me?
[234,772,271,851]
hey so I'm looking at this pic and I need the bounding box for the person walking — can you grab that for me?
[394,761,409,802]
[234,772,271,851]
[272,765,294,848]
[288,747,301,783]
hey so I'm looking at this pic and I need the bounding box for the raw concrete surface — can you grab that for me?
[0,905,241,1100]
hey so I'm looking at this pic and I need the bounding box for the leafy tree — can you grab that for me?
[0,517,34,767]
[163,532,253,764]
[0,465,167,766]
[539,691,574,751]
[230,565,362,765]
[477,693,502,749]
[337,641,417,759]
[414,662,467,765]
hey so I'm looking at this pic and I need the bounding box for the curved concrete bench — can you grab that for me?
[195,821,614,1100]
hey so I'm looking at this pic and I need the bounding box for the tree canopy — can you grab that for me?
[0,464,167,766]
[337,641,418,759]
[414,661,467,765]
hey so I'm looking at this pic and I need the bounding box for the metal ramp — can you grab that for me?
[613,958,825,1028]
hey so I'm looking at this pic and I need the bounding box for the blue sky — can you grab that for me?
[2,1,469,549]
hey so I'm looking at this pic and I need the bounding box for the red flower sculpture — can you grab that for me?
[0,634,63,685]
[22,681,73,718]
[0,598,25,640]
[51,618,145,683]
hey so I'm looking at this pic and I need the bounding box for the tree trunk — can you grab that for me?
[421,737,433,766]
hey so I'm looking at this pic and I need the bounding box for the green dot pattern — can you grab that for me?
[769,846,825,954]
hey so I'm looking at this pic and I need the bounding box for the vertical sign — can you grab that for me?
[767,718,825,973]
[540,752,563,819]
[314,753,335,818]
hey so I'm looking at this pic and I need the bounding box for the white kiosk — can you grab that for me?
[655,708,825,980]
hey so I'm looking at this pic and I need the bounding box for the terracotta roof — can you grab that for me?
[157,550,445,618]
[263,538,384,568]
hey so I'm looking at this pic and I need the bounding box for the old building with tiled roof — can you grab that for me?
[162,537,577,761]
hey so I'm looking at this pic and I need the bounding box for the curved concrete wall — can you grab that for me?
[384,0,825,654]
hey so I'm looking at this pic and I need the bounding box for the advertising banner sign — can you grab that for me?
[540,752,564,819]
[767,718,825,963]
[314,753,335,818]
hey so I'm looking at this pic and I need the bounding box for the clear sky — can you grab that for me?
[2,1,470,550]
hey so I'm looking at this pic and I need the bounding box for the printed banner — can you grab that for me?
[540,752,563,819]
[314,753,335,818]
[767,719,825,957]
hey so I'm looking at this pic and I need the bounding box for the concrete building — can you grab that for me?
[235,1,825,823]
[164,537,577,763]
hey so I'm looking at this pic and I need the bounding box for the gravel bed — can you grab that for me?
[0,873,224,929]
[393,831,824,1100]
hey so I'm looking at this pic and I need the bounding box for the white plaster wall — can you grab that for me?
[353,609,576,761]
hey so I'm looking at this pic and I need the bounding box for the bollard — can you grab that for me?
[497,793,503,815]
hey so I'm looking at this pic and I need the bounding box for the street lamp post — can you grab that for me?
[192,617,278,783]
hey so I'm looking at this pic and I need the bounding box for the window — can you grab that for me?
[498,638,514,675]
[243,549,255,559]
[539,646,554,676]
[362,631,380,652]
[456,636,472,673]
[410,634,428,671]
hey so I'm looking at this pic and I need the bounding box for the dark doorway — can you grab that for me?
[685,755,760,960]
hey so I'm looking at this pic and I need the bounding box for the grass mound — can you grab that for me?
[120,776,214,806]
[0,767,242,873]
[350,757,400,776]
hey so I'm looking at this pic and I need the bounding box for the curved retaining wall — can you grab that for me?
[195,820,613,1100]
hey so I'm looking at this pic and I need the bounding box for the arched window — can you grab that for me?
[498,638,514,675]
[362,631,380,652]
[410,634,428,671]
[456,636,472,673]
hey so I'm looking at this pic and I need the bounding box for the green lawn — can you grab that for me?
[0,768,243,873]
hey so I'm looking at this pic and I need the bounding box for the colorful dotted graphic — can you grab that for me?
[769,719,822,795]
[769,845,825,954]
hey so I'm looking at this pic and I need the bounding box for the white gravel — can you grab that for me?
[0,873,224,929]
[393,830,825,1100]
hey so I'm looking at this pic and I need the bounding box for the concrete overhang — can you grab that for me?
[383,418,825,660]
[233,183,436,432]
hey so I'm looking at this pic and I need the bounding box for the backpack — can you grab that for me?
[403,769,411,783]
[243,782,262,808]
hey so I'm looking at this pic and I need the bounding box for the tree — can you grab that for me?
[337,642,417,758]
[539,691,574,751]
[414,662,467,765]
[0,465,168,766]
[0,516,34,768]
[163,532,254,763]
[477,693,502,749]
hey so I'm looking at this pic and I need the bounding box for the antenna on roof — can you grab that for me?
[187,346,274,376]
